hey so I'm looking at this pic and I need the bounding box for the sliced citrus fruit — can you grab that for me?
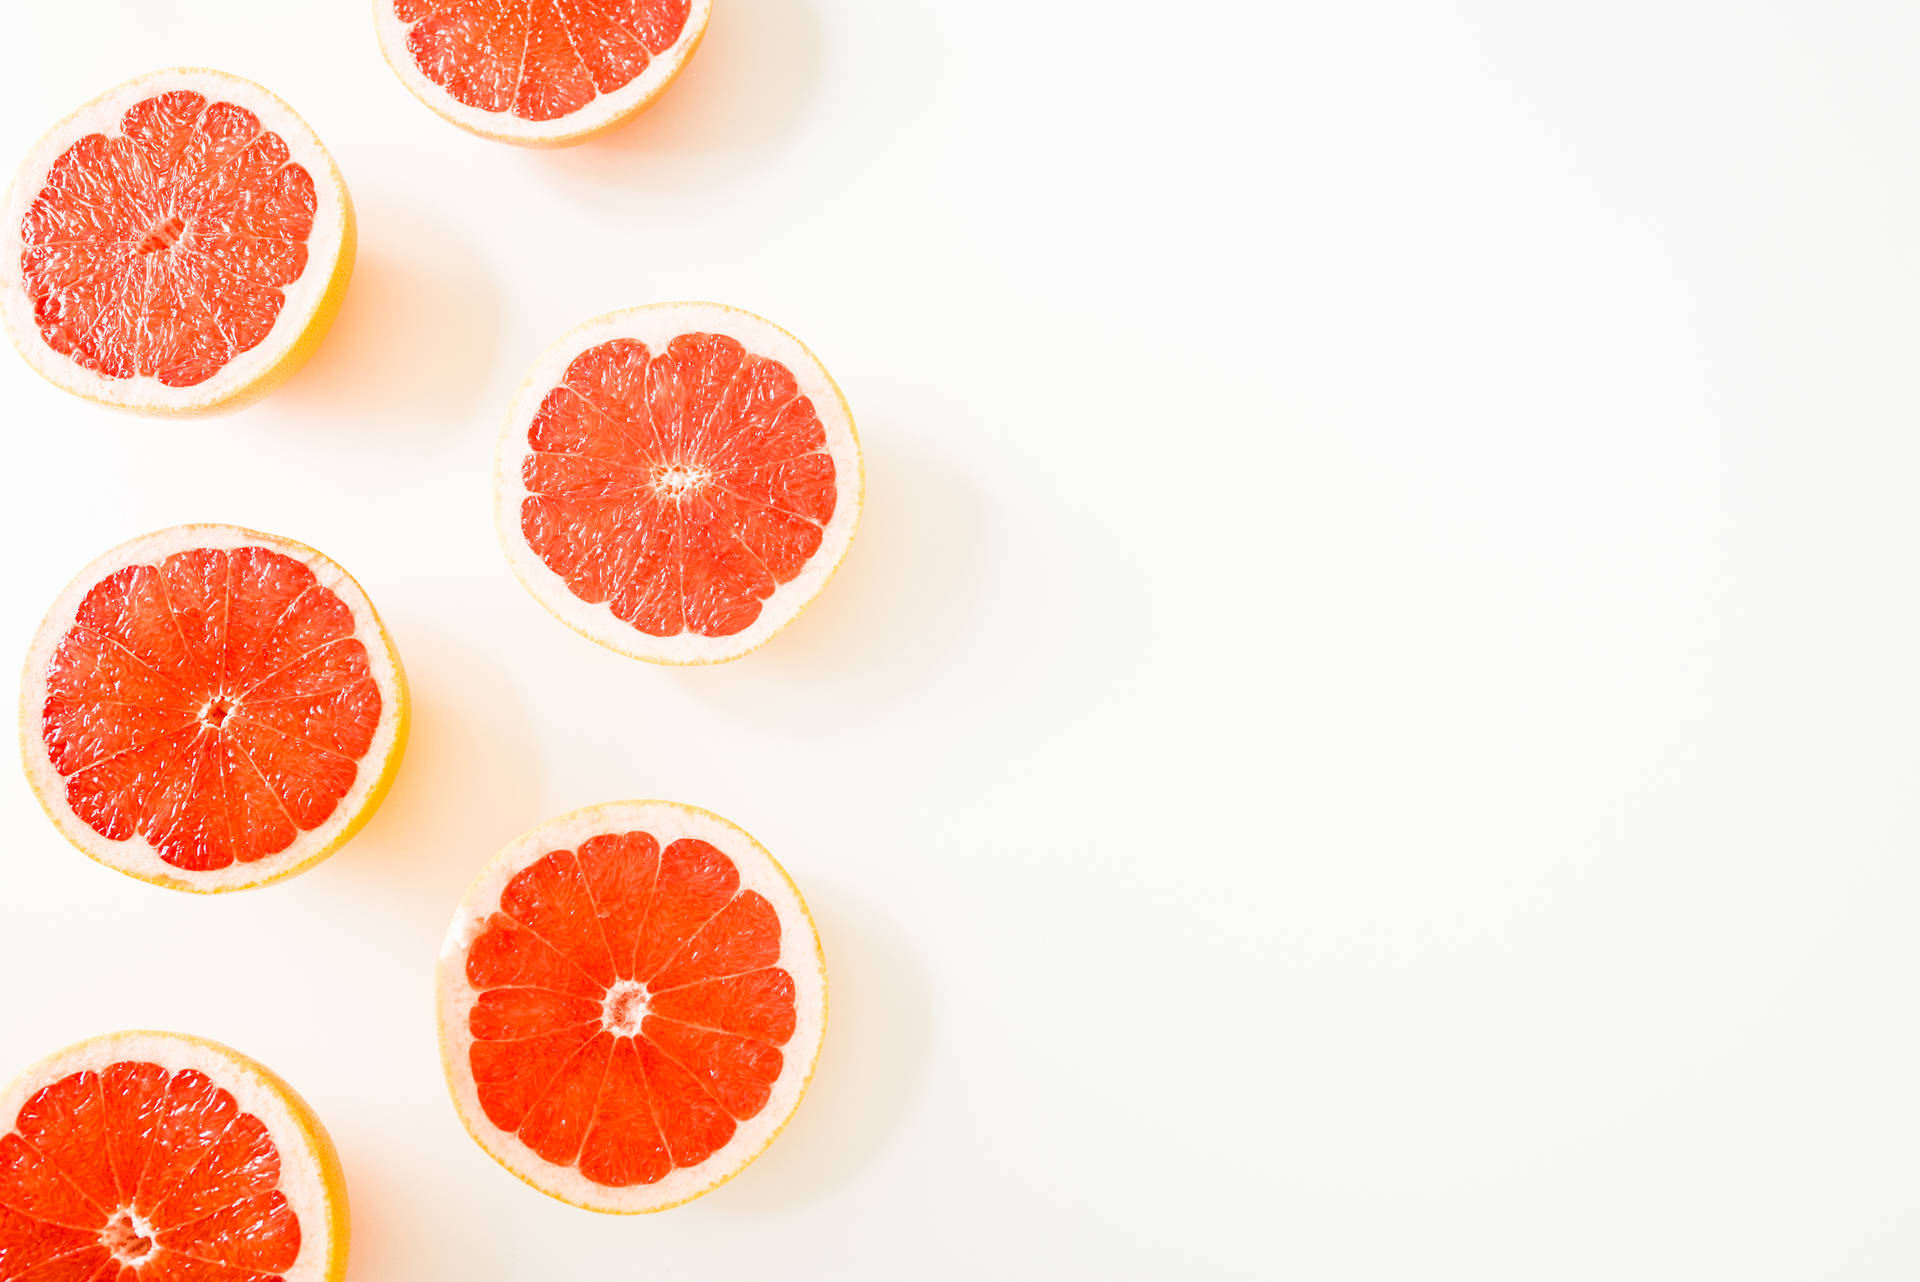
[437,801,827,1212]
[374,0,713,147]
[0,1030,349,1282]
[19,525,410,893]
[496,302,863,664]
[0,69,355,416]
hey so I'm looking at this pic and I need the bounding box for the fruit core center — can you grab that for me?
[137,216,187,254]
[603,980,649,1036]
[653,462,712,499]
[101,1211,154,1263]
[201,697,233,729]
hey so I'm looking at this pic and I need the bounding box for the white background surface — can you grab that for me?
[3,1,1919,1277]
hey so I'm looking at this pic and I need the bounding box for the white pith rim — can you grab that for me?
[495,302,865,664]
[372,0,714,145]
[18,524,407,893]
[435,800,829,1213]
[0,68,350,414]
[0,1031,344,1282]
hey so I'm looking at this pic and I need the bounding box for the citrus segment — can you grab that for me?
[20,526,410,893]
[376,0,712,146]
[497,304,863,664]
[437,801,827,1212]
[0,1032,348,1282]
[1,70,355,414]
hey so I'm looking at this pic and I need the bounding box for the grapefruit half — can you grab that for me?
[436,801,827,1212]
[374,0,713,147]
[0,69,355,415]
[0,1030,349,1282]
[496,302,863,664]
[19,525,410,893]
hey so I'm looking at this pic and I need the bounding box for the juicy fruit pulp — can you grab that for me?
[0,1061,302,1279]
[43,545,381,872]
[395,0,693,123]
[21,91,317,387]
[466,829,797,1187]
[521,334,838,639]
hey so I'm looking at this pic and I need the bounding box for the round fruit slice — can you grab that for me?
[0,1030,349,1282]
[375,0,713,147]
[497,302,863,664]
[20,525,410,893]
[0,69,355,415]
[437,801,827,1212]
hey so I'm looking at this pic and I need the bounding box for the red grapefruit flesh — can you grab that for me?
[0,1032,348,1282]
[20,526,410,893]
[26,94,313,385]
[376,1,712,146]
[497,303,863,664]
[437,801,826,1212]
[1,70,355,414]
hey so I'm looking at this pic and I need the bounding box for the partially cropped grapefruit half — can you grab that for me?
[437,801,827,1212]
[374,0,713,147]
[497,302,863,664]
[19,525,410,893]
[0,1030,349,1282]
[0,69,355,416]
